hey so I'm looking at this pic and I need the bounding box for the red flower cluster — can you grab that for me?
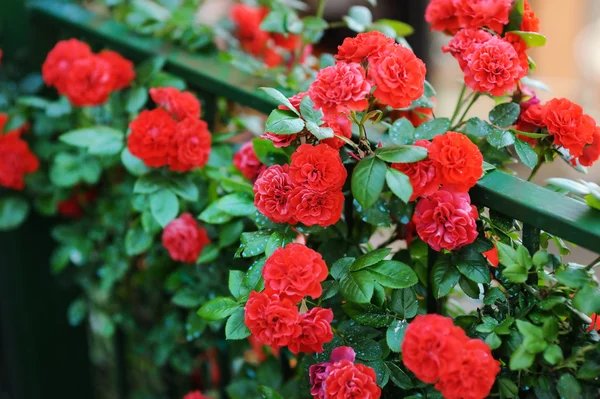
[0,114,39,190]
[128,88,211,171]
[392,140,440,201]
[521,0,540,33]
[57,188,97,219]
[183,391,210,399]
[42,39,134,106]
[162,213,210,263]
[402,315,499,399]
[246,244,333,353]
[234,142,264,180]
[254,144,346,227]
[309,346,381,399]
[230,4,303,68]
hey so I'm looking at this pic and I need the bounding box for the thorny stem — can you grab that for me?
[552,345,597,371]
[450,84,467,125]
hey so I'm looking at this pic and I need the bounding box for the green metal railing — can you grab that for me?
[2,2,600,398]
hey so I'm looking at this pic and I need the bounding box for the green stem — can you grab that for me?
[450,84,467,125]
[328,21,346,28]
[527,159,544,182]
[585,255,600,271]
[452,92,480,130]
[316,0,327,19]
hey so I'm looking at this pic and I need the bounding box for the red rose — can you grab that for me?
[149,87,201,121]
[324,360,381,399]
[310,347,357,399]
[308,62,371,117]
[455,0,512,34]
[588,314,600,332]
[504,33,530,74]
[516,101,544,146]
[390,101,435,127]
[0,122,39,190]
[42,39,92,92]
[97,50,135,91]
[321,114,352,149]
[169,118,211,172]
[234,142,264,180]
[162,213,210,263]
[244,291,301,349]
[578,127,600,167]
[263,243,329,303]
[260,132,297,148]
[282,91,308,113]
[521,0,540,33]
[230,4,269,42]
[335,31,395,63]
[254,165,297,224]
[412,189,479,252]
[442,28,493,69]
[128,108,177,167]
[289,144,347,191]
[273,33,301,52]
[263,48,284,68]
[542,98,596,158]
[435,339,500,399]
[289,187,344,227]
[183,390,210,399]
[369,45,426,109]
[392,140,440,202]
[483,243,499,267]
[288,307,333,354]
[425,0,460,34]
[62,56,115,107]
[402,314,469,384]
[58,198,83,218]
[463,36,525,96]
[429,132,483,192]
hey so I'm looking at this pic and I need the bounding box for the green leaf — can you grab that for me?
[228,270,244,299]
[172,289,203,308]
[505,0,524,32]
[543,345,563,365]
[510,346,535,370]
[489,102,520,128]
[67,299,87,327]
[386,320,408,353]
[389,118,415,145]
[368,260,418,289]
[306,121,334,140]
[260,9,288,33]
[121,148,150,176]
[125,86,148,113]
[343,5,372,32]
[557,373,581,399]
[351,248,391,271]
[455,256,492,284]
[225,309,251,340]
[264,109,305,135]
[386,361,413,389]
[0,196,29,231]
[497,242,519,266]
[342,303,392,328]
[258,386,284,399]
[466,117,493,137]
[503,263,528,283]
[390,288,418,319]
[352,156,387,209]
[259,87,300,116]
[487,128,515,148]
[265,231,293,257]
[459,276,480,299]
[215,193,256,217]
[136,56,167,84]
[498,378,519,399]
[546,178,590,195]
[168,175,199,202]
[573,286,600,314]
[431,261,460,298]
[198,202,233,225]
[59,126,124,156]
[516,320,547,353]
[331,257,354,280]
[196,243,219,264]
[125,225,153,256]
[376,19,414,37]
[339,270,374,303]
[237,231,271,258]
[555,266,590,288]
[134,173,166,194]
[375,145,427,163]
[414,118,450,140]
[197,297,239,321]
[353,337,382,361]
[514,138,538,169]
[485,332,502,350]
[484,287,506,305]
[150,189,179,227]
[252,138,289,166]
[299,96,324,125]
[507,31,547,47]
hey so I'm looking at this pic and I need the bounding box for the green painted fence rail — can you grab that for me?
[27,1,600,255]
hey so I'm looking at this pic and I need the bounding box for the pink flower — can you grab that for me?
[234,142,264,180]
[412,189,479,251]
[254,165,297,224]
[309,347,357,399]
[442,28,493,69]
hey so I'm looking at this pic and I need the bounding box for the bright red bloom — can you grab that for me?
[310,347,357,399]
[97,50,135,90]
[429,132,483,192]
[42,39,92,92]
[0,119,39,190]
[369,45,426,109]
[260,132,297,148]
[425,0,460,34]
[149,87,201,121]
[183,390,210,399]
[588,314,600,332]
[324,360,381,399]
[455,0,512,33]
[289,144,347,191]
[244,291,301,349]
[62,56,115,107]
[263,243,328,303]
[288,307,334,354]
[578,127,600,167]
[128,108,177,168]
[412,189,479,252]
[542,98,596,158]
[162,213,210,263]
[273,33,301,52]
[521,0,540,33]
[504,33,530,74]
[392,140,440,201]
[254,165,297,224]
[335,31,395,63]
[463,36,526,96]
[516,101,544,146]
[435,339,500,399]
[308,62,371,117]
[289,187,344,227]
[234,142,264,180]
[391,104,435,127]
[483,243,499,267]
[230,4,269,43]
[402,314,469,384]
[442,28,493,69]
[169,118,211,172]
[57,188,97,219]
[321,114,352,149]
